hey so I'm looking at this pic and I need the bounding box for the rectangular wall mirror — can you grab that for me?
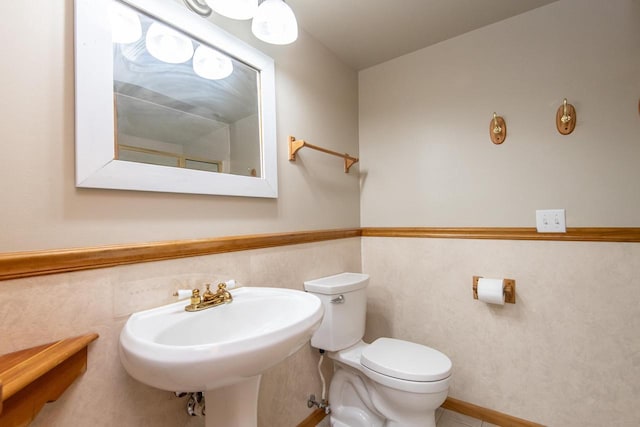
[75,0,277,197]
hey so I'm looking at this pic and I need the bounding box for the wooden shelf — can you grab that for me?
[0,333,99,427]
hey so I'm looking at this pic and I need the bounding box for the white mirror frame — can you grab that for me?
[75,0,278,198]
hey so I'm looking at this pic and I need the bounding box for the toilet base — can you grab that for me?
[330,410,437,427]
[331,410,438,427]
[330,411,437,427]
[328,362,446,427]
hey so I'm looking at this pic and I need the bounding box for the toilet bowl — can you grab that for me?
[304,273,452,427]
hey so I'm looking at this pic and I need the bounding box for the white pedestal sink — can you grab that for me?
[119,287,323,427]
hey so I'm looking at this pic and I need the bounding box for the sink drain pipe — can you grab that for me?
[175,391,205,417]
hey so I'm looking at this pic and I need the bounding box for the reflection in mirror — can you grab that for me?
[112,2,262,177]
[75,0,277,197]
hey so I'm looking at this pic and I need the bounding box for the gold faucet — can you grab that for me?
[185,283,233,312]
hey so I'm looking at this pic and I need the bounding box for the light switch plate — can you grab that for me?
[536,209,566,233]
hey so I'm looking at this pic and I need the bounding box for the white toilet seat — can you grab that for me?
[362,337,452,381]
[361,362,450,393]
[329,339,452,394]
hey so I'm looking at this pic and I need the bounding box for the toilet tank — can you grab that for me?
[303,272,369,351]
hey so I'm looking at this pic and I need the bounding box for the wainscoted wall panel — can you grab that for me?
[361,237,640,427]
[0,238,361,427]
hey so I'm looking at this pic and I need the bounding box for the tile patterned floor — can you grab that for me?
[316,408,497,426]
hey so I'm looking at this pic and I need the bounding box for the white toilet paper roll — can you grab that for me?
[477,278,505,305]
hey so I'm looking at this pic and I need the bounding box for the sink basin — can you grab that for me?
[119,287,323,393]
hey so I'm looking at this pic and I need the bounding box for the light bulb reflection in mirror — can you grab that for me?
[192,45,234,80]
[145,22,194,64]
[109,2,142,44]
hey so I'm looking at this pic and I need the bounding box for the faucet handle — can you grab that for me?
[215,283,233,303]
[190,288,201,305]
[173,289,193,300]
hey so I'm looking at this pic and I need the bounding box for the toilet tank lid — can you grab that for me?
[361,338,452,382]
[304,272,369,295]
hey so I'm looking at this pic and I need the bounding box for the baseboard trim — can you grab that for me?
[296,408,327,427]
[442,397,545,427]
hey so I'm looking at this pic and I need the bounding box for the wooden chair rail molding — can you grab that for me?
[1,227,639,282]
[361,227,640,242]
[0,228,361,282]
[0,333,99,427]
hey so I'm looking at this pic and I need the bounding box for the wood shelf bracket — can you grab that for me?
[0,333,99,426]
[288,136,359,173]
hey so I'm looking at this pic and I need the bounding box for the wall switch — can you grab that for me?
[536,209,566,233]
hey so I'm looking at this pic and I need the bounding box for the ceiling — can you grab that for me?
[287,0,558,70]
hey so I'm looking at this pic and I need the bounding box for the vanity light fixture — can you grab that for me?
[183,0,298,45]
[109,2,142,44]
[251,0,298,45]
[209,0,259,20]
[192,45,234,80]
[145,22,195,64]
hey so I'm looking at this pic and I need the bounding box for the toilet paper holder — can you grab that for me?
[472,276,516,304]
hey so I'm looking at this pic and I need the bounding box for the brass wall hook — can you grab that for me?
[560,99,571,123]
[492,113,502,134]
[556,98,576,135]
[490,112,506,144]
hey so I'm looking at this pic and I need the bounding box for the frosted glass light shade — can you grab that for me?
[193,45,234,80]
[207,0,258,20]
[251,0,298,45]
[109,2,142,44]
[145,22,194,64]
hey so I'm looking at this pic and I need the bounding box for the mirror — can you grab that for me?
[75,0,277,197]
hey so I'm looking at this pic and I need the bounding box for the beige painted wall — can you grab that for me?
[3,0,640,426]
[357,1,640,426]
[0,0,359,252]
[0,0,360,425]
[359,0,640,228]
[0,238,361,427]
[362,237,640,426]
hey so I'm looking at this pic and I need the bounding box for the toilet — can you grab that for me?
[304,272,452,427]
